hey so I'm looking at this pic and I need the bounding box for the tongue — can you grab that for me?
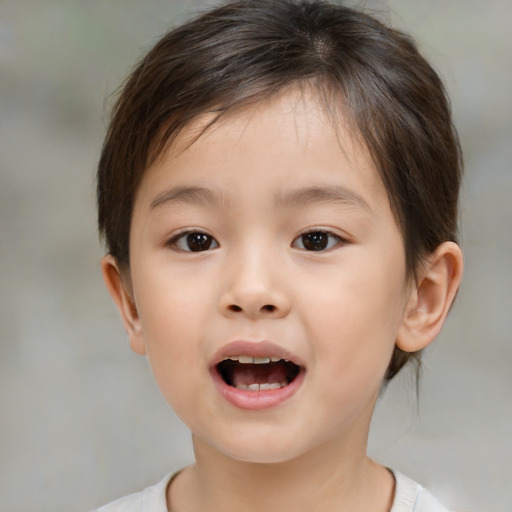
[231,362,289,387]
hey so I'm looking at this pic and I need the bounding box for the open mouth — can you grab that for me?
[216,356,301,391]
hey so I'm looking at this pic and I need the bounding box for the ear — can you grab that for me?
[397,241,463,353]
[101,255,146,355]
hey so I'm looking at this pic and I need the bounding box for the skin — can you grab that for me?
[103,87,463,512]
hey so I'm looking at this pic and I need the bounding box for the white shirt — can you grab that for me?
[93,470,450,512]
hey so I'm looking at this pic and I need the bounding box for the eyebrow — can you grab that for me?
[150,184,373,215]
[150,186,229,210]
[274,185,374,215]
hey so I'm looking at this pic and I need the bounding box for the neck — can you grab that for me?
[168,430,394,512]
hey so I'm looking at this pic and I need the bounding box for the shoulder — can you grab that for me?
[390,471,451,512]
[91,473,174,512]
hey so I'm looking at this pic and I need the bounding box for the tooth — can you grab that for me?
[247,383,260,391]
[225,356,239,361]
[253,357,271,364]
[260,382,282,390]
[236,384,248,390]
[270,356,281,362]
[280,380,288,387]
[238,355,254,364]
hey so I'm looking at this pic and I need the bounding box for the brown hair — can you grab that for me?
[97,0,462,380]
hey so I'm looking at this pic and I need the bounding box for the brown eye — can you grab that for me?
[170,231,219,252]
[186,233,213,251]
[293,231,341,251]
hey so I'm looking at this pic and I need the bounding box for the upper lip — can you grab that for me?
[210,340,305,368]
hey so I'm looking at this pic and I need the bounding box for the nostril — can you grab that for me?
[227,304,276,313]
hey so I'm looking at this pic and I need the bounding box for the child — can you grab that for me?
[95,0,463,510]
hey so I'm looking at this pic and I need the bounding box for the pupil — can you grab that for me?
[302,232,328,251]
[187,233,211,251]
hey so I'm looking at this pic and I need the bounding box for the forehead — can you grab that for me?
[152,83,357,156]
[137,85,388,214]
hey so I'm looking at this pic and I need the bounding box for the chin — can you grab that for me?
[207,429,310,465]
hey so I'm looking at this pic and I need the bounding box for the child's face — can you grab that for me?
[120,87,414,463]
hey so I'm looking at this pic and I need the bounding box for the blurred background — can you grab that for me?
[0,1,510,511]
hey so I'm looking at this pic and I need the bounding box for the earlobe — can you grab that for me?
[396,241,463,353]
[101,255,147,355]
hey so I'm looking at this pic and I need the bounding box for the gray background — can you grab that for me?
[1,1,511,511]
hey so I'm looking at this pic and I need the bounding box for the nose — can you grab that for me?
[219,249,291,320]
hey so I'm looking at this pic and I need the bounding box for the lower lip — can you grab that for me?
[210,367,305,411]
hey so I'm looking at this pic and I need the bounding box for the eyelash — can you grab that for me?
[167,229,345,253]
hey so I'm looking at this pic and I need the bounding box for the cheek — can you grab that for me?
[133,271,210,382]
[135,258,212,333]
[138,295,208,422]
[301,257,407,378]
[303,284,400,424]
[307,267,405,338]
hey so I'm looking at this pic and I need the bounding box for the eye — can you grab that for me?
[168,231,219,252]
[293,230,343,251]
